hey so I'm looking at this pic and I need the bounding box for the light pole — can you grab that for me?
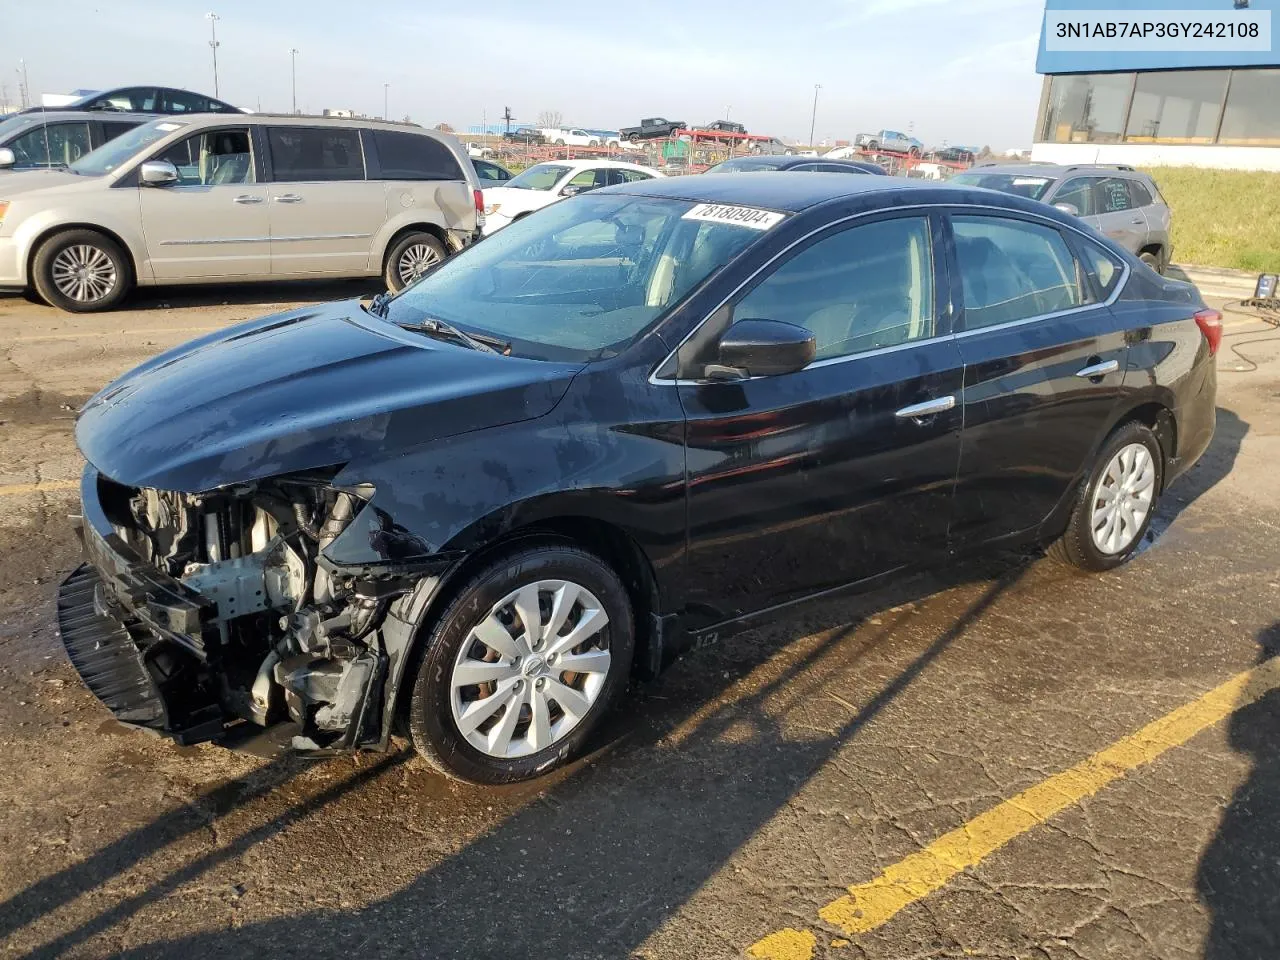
[18,59,29,109]
[206,13,221,97]
[289,48,299,114]
[808,83,821,148]
[383,82,389,121]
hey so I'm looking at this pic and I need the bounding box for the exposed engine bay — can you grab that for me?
[91,471,414,751]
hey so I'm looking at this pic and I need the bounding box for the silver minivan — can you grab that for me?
[0,114,482,311]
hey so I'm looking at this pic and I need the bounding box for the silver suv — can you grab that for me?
[0,114,482,311]
[950,164,1173,272]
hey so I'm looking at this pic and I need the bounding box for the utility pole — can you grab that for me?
[289,48,299,113]
[206,13,221,97]
[725,104,732,121]
[383,82,389,120]
[18,59,30,109]
[503,105,513,134]
[808,84,821,147]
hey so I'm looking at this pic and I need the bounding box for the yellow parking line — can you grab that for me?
[747,655,1280,958]
[0,478,79,497]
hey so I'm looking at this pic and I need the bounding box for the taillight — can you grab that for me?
[1194,308,1223,356]
[473,188,485,227]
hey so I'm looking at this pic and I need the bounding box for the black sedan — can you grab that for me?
[705,154,886,175]
[61,174,1219,785]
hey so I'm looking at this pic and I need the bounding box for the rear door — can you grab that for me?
[263,125,387,276]
[138,124,270,279]
[1092,176,1146,254]
[678,213,963,626]
[946,211,1129,548]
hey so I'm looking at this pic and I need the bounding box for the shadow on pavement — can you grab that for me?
[1153,406,1247,532]
[11,553,1030,960]
[1,278,381,312]
[1197,622,1280,958]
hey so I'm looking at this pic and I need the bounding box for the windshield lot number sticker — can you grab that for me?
[682,203,786,231]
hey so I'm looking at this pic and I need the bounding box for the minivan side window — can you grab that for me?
[735,216,934,361]
[268,127,364,182]
[372,130,463,181]
[156,128,254,185]
[1094,177,1133,214]
[1053,177,1097,216]
[9,122,92,167]
[953,216,1085,329]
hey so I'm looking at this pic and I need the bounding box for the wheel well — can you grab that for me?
[1139,242,1164,259]
[27,223,138,287]
[381,223,448,272]
[1118,402,1178,488]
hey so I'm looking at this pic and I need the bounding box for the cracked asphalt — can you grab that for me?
[3,283,1280,959]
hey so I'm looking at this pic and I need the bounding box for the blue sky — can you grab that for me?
[4,0,1047,147]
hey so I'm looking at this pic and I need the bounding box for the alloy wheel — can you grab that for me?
[449,579,612,758]
[51,245,117,303]
[397,243,441,286]
[1090,442,1156,554]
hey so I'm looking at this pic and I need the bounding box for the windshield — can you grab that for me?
[68,118,188,176]
[383,194,773,361]
[505,164,570,190]
[706,158,781,173]
[950,172,1056,200]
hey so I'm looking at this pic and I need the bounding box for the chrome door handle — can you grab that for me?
[1075,359,1119,378]
[1130,217,1144,225]
[233,195,263,204]
[275,194,303,203]
[895,395,956,419]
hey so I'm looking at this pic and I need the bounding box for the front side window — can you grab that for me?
[1093,177,1133,214]
[735,217,934,361]
[9,122,91,168]
[1125,70,1227,143]
[383,194,767,361]
[1041,73,1133,143]
[68,118,189,176]
[1052,177,1098,216]
[267,127,364,182]
[373,130,463,181]
[156,128,254,185]
[90,87,157,112]
[952,216,1085,329]
[505,163,571,190]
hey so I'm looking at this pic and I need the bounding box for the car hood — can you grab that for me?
[0,167,102,197]
[76,299,583,492]
[483,186,555,216]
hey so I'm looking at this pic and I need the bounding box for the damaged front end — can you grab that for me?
[58,465,436,754]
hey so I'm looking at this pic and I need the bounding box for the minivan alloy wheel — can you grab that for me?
[51,245,118,303]
[397,243,441,286]
[1090,442,1156,554]
[449,579,612,759]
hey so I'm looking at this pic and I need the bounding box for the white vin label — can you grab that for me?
[682,203,786,231]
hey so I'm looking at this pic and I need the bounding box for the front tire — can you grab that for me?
[1048,421,1164,572]
[384,231,445,292]
[1140,250,1164,274]
[406,544,635,784]
[32,229,132,313]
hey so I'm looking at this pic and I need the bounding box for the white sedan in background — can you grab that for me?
[481,159,663,234]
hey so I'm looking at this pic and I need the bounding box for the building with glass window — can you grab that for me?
[1033,0,1280,169]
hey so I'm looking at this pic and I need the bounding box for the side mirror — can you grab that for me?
[0,147,15,169]
[139,160,179,186]
[561,183,592,197]
[713,319,816,379]
[1054,202,1080,217]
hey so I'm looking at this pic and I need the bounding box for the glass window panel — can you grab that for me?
[1219,68,1280,145]
[1125,70,1226,143]
[952,216,1085,328]
[1042,73,1133,143]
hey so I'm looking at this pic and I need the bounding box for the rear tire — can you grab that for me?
[867,141,880,152]
[32,229,132,313]
[1048,421,1164,572]
[383,231,446,292]
[406,544,635,784]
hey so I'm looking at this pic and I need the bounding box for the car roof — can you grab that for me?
[529,158,653,171]
[148,112,433,133]
[603,171,949,212]
[6,109,154,124]
[968,162,1149,180]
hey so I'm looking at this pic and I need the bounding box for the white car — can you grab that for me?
[481,159,663,234]
[542,127,604,147]
[466,141,493,158]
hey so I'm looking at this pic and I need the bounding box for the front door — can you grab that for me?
[946,211,1130,547]
[138,126,270,279]
[263,125,386,276]
[677,213,963,628]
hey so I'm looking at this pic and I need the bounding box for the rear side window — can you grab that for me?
[1094,177,1133,214]
[161,89,211,113]
[1076,239,1125,299]
[736,216,934,360]
[102,120,142,140]
[1128,180,1154,208]
[268,127,364,182]
[618,168,653,182]
[952,216,1085,328]
[372,130,463,181]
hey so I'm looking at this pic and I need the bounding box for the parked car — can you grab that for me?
[29,86,243,116]
[58,174,1219,784]
[0,114,483,311]
[472,157,514,188]
[749,137,794,156]
[466,141,493,158]
[854,129,924,156]
[543,127,604,147]
[620,118,685,142]
[480,159,662,233]
[0,110,151,171]
[949,164,1172,271]
[697,120,748,136]
[703,155,886,175]
[932,145,977,163]
[502,128,545,145]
